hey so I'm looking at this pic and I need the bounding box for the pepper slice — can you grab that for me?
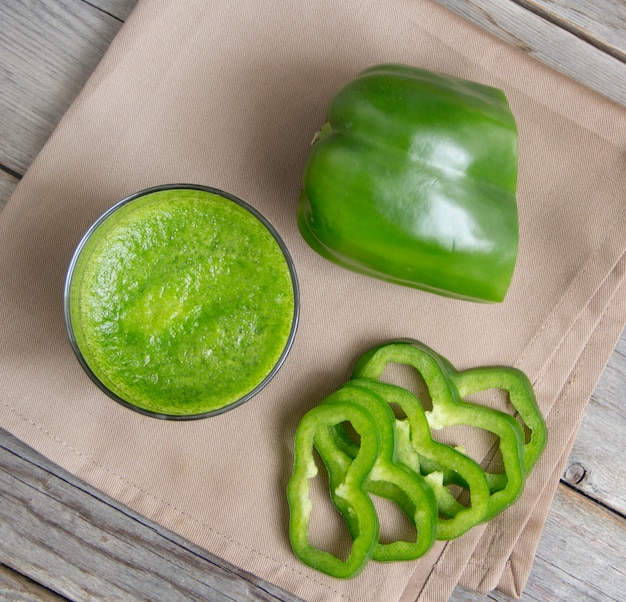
[452,366,547,474]
[287,339,546,577]
[352,340,527,520]
[287,398,380,578]
[349,378,492,540]
[317,381,437,561]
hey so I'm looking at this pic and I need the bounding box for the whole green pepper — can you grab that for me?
[298,64,519,302]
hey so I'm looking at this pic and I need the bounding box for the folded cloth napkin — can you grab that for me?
[0,0,624,600]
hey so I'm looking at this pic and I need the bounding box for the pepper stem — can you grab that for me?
[311,122,334,146]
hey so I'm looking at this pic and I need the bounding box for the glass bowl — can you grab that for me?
[64,184,299,419]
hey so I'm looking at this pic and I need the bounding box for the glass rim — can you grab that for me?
[64,183,300,420]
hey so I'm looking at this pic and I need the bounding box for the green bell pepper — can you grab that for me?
[452,366,547,474]
[298,63,519,302]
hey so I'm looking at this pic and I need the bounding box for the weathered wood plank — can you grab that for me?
[0,428,301,602]
[518,0,626,60]
[0,564,67,602]
[0,0,128,175]
[434,0,626,106]
[451,482,626,601]
[518,482,626,601]
[564,328,626,516]
[0,169,19,213]
[5,419,623,602]
[1,0,625,183]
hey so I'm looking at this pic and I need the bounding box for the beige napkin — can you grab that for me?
[1,0,624,600]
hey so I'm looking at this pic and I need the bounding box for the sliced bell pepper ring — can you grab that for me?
[391,420,471,518]
[352,339,527,520]
[287,339,546,577]
[452,366,547,474]
[316,381,437,561]
[286,399,380,578]
[403,349,547,491]
[349,378,492,540]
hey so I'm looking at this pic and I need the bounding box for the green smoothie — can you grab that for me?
[66,186,298,418]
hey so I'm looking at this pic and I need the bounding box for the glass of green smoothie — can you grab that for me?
[64,184,299,419]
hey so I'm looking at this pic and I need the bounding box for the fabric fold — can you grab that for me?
[461,264,626,596]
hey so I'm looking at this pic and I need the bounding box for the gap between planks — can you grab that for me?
[511,0,626,61]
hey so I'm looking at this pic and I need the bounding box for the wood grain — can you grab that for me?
[452,485,626,601]
[0,428,300,602]
[0,170,19,212]
[86,0,137,21]
[0,564,66,602]
[435,0,626,106]
[0,0,127,175]
[565,331,626,515]
[517,0,626,60]
[522,483,626,601]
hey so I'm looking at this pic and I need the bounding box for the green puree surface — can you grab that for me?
[69,188,296,417]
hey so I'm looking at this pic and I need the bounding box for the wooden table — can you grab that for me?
[1,1,624,600]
